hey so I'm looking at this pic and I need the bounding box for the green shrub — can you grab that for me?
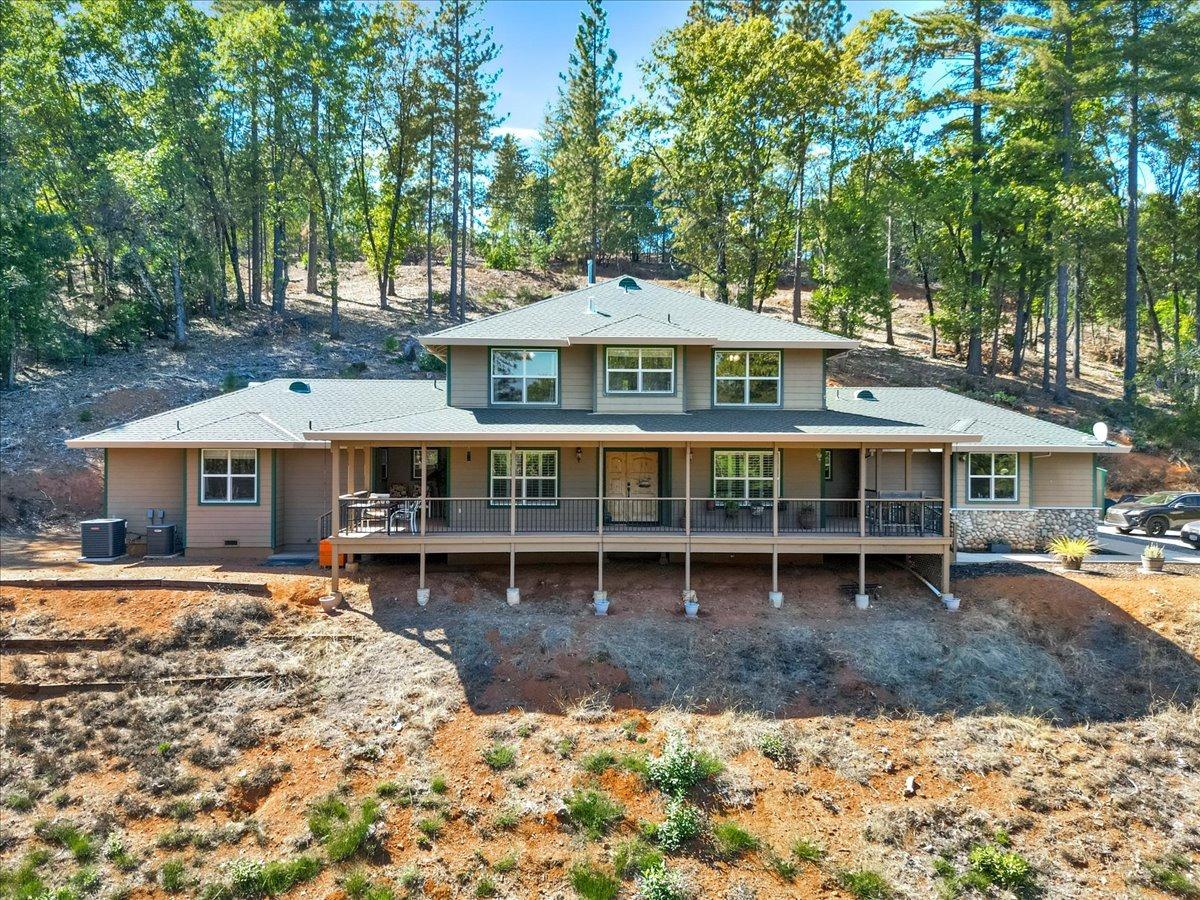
[492,853,518,874]
[964,843,1034,893]
[474,875,498,898]
[491,807,520,830]
[308,794,350,841]
[484,236,521,271]
[569,861,619,900]
[375,781,401,799]
[155,828,195,851]
[429,775,448,795]
[758,730,797,769]
[325,799,381,862]
[836,869,891,899]
[618,752,649,778]
[637,862,685,900]
[68,867,100,894]
[417,813,445,841]
[711,820,759,859]
[1146,854,1199,898]
[483,743,516,770]
[77,409,93,424]
[646,734,723,797]
[220,373,248,393]
[763,846,797,880]
[416,352,445,373]
[653,799,701,852]
[791,838,824,863]
[257,857,322,897]
[167,799,195,821]
[580,750,617,775]
[34,821,95,862]
[562,789,624,840]
[383,336,399,353]
[0,851,52,900]
[3,792,34,812]
[614,839,663,880]
[160,859,187,893]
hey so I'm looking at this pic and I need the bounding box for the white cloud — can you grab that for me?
[490,125,542,145]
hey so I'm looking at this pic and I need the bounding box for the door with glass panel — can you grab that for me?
[605,451,660,523]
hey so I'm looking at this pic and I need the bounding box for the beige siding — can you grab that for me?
[594,346,684,414]
[449,346,591,410]
[185,449,275,548]
[909,450,944,496]
[954,451,1031,508]
[106,449,186,538]
[782,349,824,409]
[279,449,330,547]
[446,445,599,497]
[685,346,711,410]
[863,449,945,496]
[782,447,821,497]
[1032,453,1096,507]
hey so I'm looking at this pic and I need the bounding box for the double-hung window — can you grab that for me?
[606,347,674,394]
[200,449,258,503]
[714,350,781,406]
[713,450,774,500]
[489,449,558,506]
[967,452,1018,501]
[490,349,558,405]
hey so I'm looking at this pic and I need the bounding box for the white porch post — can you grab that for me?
[507,441,519,605]
[360,445,369,492]
[327,440,342,602]
[416,442,429,606]
[595,443,605,603]
[856,444,869,609]
[769,443,782,607]
[904,448,912,491]
[941,441,956,609]
[683,443,693,598]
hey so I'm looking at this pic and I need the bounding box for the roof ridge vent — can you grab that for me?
[618,276,639,291]
[854,388,876,400]
[949,416,976,432]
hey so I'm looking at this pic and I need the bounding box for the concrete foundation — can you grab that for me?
[506,587,521,606]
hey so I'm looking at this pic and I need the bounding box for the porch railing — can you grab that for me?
[332,496,946,539]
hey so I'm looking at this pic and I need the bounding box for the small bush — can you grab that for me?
[613,838,664,878]
[483,743,516,770]
[308,794,350,841]
[638,862,686,900]
[763,846,797,881]
[417,813,445,841]
[791,838,824,863]
[325,799,381,862]
[580,750,617,775]
[375,781,401,799]
[653,799,702,852]
[68,866,100,894]
[965,844,1035,894]
[711,820,759,859]
[160,859,187,892]
[34,821,95,862]
[429,775,448,795]
[1147,854,1199,898]
[0,851,51,900]
[563,789,624,840]
[569,861,619,900]
[836,869,891,899]
[416,352,445,373]
[221,856,321,898]
[474,875,498,898]
[758,731,797,769]
[646,734,724,797]
[3,791,34,812]
[491,807,520,830]
[493,853,518,874]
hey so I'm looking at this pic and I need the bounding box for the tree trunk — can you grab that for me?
[447,10,461,320]
[426,130,435,318]
[1073,252,1082,378]
[1054,27,1073,403]
[271,76,286,314]
[250,73,262,307]
[227,223,245,307]
[1012,256,1028,375]
[1042,274,1051,393]
[965,0,985,377]
[306,82,320,295]
[1123,0,1140,404]
[1137,264,1164,352]
[884,214,894,345]
[172,254,187,350]
[324,210,340,339]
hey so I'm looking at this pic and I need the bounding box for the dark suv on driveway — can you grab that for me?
[1104,491,1200,536]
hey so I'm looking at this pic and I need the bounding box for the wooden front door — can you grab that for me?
[605,451,660,523]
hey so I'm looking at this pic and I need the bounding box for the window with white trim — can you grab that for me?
[489,449,558,506]
[606,347,674,393]
[200,449,258,503]
[714,350,781,405]
[967,452,1018,501]
[490,349,558,405]
[713,451,774,500]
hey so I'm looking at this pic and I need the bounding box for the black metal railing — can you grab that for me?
[865,499,944,537]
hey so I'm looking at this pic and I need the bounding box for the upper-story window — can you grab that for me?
[714,350,781,406]
[606,347,674,394]
[490,349,558,405]
[200,449,258,503]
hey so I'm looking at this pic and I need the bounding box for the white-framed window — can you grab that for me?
[606,347,675,394]
[411,448,439,479]
[822,450,832,481]
[489,449,558,506]
[713,450,774,500]
[967,452,1018,501]
[200,449,258,503]
[714,350,781,406]
[490,349,558,405]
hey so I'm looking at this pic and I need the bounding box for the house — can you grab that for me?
[67,276,1126,608]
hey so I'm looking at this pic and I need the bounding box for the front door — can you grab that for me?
[606,451,660,523]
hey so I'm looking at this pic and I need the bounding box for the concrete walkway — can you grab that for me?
[957,524,1199,565]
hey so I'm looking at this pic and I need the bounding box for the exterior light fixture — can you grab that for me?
[575,447,582,463]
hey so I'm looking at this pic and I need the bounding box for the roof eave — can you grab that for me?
[961,442,1131,454]
[66,438,327,450]
[418,336,571,348]
[304,429,982,445]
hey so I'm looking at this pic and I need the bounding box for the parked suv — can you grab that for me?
[1104,491,1200,536]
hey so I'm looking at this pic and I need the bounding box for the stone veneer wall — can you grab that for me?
[951,507,1100,552]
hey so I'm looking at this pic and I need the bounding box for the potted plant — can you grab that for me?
[750,503,765,518]
[1141,542,1165,573]
[723,499,739,519]
[683,590,700,618]
[1046,535,1098,571]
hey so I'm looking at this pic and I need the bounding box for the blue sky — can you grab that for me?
[483,0,941,141]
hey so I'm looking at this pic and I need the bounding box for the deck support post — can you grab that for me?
[360,445,369,493]
[417,443,428,604]
[940,442,956,610]
[327,440,342,604]
[769,546,782,608]
[683,443,692,598]
[856,551,868,609]
[597,443,605,600]
[904,449,912,491]
[855,444,868,609]
[507,546,519,605]
[506,442,519,605]
[769,444,782,607]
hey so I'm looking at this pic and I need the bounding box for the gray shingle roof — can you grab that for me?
[422,277,857,349]
[68,379,1124,453]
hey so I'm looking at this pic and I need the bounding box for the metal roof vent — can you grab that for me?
[618,276,639,291]
[289,380,311,394]
[854,389,876,400]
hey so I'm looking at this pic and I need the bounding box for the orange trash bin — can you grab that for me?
[318,539,346,568]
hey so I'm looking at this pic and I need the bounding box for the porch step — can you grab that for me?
[265,552,318,567]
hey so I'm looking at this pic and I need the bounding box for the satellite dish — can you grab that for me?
[1092,422,1108,443]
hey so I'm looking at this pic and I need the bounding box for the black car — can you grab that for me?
[1104,491,1200,536]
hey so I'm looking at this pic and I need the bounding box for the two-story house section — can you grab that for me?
[69,277,1126,609]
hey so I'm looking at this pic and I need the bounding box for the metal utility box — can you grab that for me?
[146,524,177,557]
[80,518,126,559]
